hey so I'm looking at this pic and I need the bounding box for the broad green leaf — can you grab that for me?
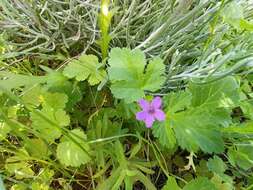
[22,86,44,108]
[152,121,176,150]
[183,177,217,190]
[5,151,34,179]
[57,141,90,167]
[22,86,69,110]
[211,108,232,127]
[41,92,68,110]
[61,128,87,143]
[189,77,239,109]
[24,138,49,159]
[142,57,166,91]
[164,91,192,113]
[57,129,90,167]
[110,81,145,103]
[240,100,253,120]
[211,174,232,190]
[172,111,224,153]
[0,72,48,93]
[48,81,82,110]
[108,48,165,102]
[31,105,70,142]
[207,156,227,175]
[108,48,145,81]
[228,141,253,170]
[162,176,181,190]
[163,78,236,153]
[63,54,105,85]
[42,67,68,89]
[115,101,138,119]
[207,156,233,186]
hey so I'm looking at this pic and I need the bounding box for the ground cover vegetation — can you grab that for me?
[1,0,253,189]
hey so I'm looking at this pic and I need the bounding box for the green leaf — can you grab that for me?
[0,72,48,93]
[42,67,68,89]
[207,156,233,185]
[189,77,239,109]
[195,160,212,178]
[56,129,90,167]
[240,100,253,120]
[162,176,181,190]
[163,78,236,153]
[31,182,49,190]
[222,2,244,29]
[5,151,34,179]
[207,156,227,175]
[164,91,192,113]
[228,141,253,170]
[62,128,87,143]
[108,48,165,102]
[10,184,28,190]
[0,122,11,140]
[129,138,142,159]
[42,92,68,110]
[183,177,217,190]
[31,105,70,142]
[22,87,69,110]
[48,81,82,110]
[63,54,105,85]
[96,167,122,190]
[152,121,176,150]
[22,86,44,108]
[24,138,49,159]
[240,19,253,31]
[142,57,166,91]
[115,101,138,119]
[223,122,253,134]
[37,168,54,184]
[172,111,224,153]
[108,48,145,81]
[211,174,233,190]
[110,81,145,103]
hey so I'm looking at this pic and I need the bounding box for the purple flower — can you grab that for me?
[136,97,165,128]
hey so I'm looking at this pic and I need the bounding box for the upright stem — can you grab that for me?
[99,0,112,60]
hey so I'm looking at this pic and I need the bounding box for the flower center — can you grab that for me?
[148,107,155,114]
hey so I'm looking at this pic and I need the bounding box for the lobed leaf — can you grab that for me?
[63,54,106,85]
[108,48,165,103]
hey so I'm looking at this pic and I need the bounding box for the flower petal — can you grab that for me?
[144,116,155,128]
[136,111,148,121]
[151,97,162,109]
[138,99,149,110]
[154,109,165,121]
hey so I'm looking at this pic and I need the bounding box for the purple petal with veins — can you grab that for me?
[151,97,162,109]
[138,99,149,111]
[136,96,165,128]
[154,110,165,121]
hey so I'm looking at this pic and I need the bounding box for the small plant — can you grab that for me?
[0,47,253,189]
[1,0,253,189]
